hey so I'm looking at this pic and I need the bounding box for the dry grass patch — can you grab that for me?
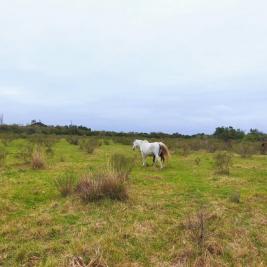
[213,152,233,175]
[76,169,128,202]
[55,171,77,197]
[67,248,108,267]
[109,153,134,180]
[31,147,46,169]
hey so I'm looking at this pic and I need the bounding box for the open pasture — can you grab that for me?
[0,137,266,266]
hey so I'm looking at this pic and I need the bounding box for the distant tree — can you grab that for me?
[214,126,245,141]
[245,128,265,141]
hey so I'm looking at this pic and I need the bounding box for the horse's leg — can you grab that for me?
[141,153,147,167]
[155,155,163,169]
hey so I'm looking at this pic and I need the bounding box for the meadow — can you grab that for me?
[0,136,266,266]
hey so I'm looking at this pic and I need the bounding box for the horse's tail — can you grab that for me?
[159,142,171,160]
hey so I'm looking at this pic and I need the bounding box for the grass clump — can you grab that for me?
[0,150,7,167]
[214,152,233,175]
[66,136,80,146]
[31,147,46,169]
[109,153,134,180]
[79,138,100,154]
[55,172,77,197]
[229,191,241,203]
[76,169,128,202]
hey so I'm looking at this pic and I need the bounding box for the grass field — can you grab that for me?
[0,138,266,266]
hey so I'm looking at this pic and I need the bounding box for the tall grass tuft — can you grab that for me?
[31,147,46,169]
[109,153,134,180]
[0,150,7,167]
[214,152,232,175]
[55,172,77,197]
[79,138,100,154]
[66,136,80,145]
[76,169,128,202]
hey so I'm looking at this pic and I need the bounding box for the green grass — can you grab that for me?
[0,138,266,266]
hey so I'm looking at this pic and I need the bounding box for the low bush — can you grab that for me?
[229,191,241,203]
[195,157,201,166]
[214,152,232,175]
[55,172,77,197]
[76,170,128,202]
[109,153,134,180]
[66,136,80,145]
[31,147,46,169]
[79,138,100,154]
[235,142,257,158]
[0,149,7,167]
[19,143,34,163]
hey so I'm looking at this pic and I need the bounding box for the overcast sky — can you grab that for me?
[0,0,267,134]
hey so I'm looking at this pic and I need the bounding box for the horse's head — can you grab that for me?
[132,140,139,150]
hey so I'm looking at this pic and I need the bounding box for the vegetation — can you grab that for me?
[109,153,134,180]
[0,133,266,266]
[31,146,46,169]
[55,172,77,197]
[213,152,233,175]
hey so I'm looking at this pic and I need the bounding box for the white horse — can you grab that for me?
[132,140,170,168]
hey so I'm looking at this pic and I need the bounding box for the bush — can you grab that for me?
[235,142,256,158]
[214,152,232,175]
[195,157,201,166]
[229,191,241,203]
[66,136,80,145]
[31,147,46,169]
[181,143,190,157]
[79,138,100,154]
[18,143,34,163]
[109,153,134,180]
[55,172,77,197]
[76,170,128,202]
[0,149,7,167]
[103,139,111,145]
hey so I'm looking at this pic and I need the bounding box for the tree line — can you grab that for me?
[0,123,266,141]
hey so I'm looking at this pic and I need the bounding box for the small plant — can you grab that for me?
[46,146,54,157]
[181,144,190,157]
[236,143,255,158]
[66,136,80,145]
[31,147,46,169]
[76,169,128,202]
[194,157,201,166]
[214,152,233,175]
[0,149,7,167]
[19,143,34,163]
[229,191,241,203]
[55,172,77,197]
[79,138,100,154]
[103,139,111,145]
[109,153,134,180]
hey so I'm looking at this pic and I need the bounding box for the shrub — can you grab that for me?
[181,143,190,157]
[31,147,45,169]
[0,149,7,167]
[195,157,201,166]
[55,172,77,197]
[46,146,54,157]
[79,138,100,154]
[112,137,132,145]
[19,143,34,163]
[103,139,111,145]
[235,143,256,158]
[66,136,80,145]
[76,170,128,202]
[229,191,241,203]
[214,152,232,175]
[109,153,134,180]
